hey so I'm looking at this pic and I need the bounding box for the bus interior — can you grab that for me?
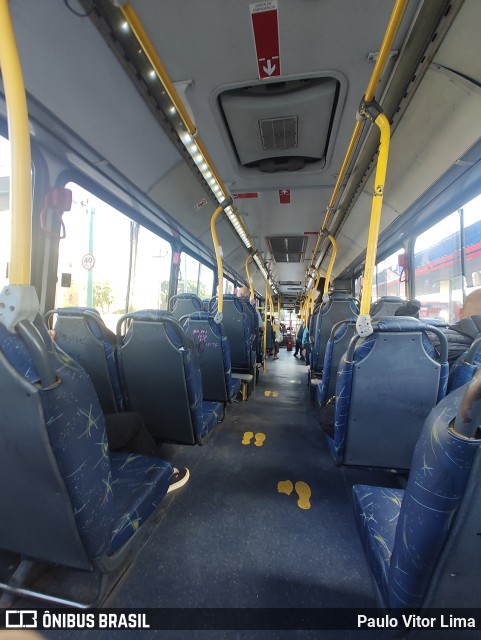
[1,0,481,637]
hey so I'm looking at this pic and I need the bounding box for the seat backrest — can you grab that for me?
[168,293,203,320]
[334,317,448,469]
[0,317,113,569]
[210,295,253,372]
[182,311,234,402]
[45,306,124,413]
[117,310,204,444]
[448,333,481,392]
[387,384,481,609]
[369,295,405,318]
[311,293,359,374]
[318,319,357,405]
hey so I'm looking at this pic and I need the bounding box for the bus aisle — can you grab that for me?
[105,349,387,611]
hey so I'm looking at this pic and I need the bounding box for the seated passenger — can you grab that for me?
[47,328,188,490]
[434,289,481,365]
[394,299,421,318]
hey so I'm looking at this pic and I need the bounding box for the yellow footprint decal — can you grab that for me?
[272,391,279,397]
[277,480,293,496]
[264,390,272,397]
[295,481,311,510]
[254,432,266,447]
[242,431,254,445]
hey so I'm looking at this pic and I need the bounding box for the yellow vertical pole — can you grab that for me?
[0,0,32,285]
[323,235,337,296]
[210,205,224,316]
[245,255,255,301]
[263,278,268,371]
[358,113,391,334]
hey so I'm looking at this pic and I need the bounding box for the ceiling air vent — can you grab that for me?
[259,116,298,151]
[267,236,307,263]
[219,77,340,173]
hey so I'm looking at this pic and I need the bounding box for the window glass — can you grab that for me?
[374,248,406,300]
[223,277,234,294]
[0,136,11,288]
[176,252,213,299]
[199,263,214,300]
[462,193,481,293]
[56,182,171,331]
[414,211,462,323]
[130,226,171,312]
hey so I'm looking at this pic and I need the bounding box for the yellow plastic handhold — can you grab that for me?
[254,433,266,447]
[242,431,254,445]
[277,479,293,496]
[295,481,312,510]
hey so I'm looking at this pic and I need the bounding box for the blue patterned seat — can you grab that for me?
[369,296,405,318]
[317,318,357,406]
[210,295,254,374]
[0,316,172,603]
[181,311,241,403]
[45,306,125,413]
[310,293,359,377]
[448,334,481,393]
[353,382,481,609]
[330,317,449,469]
[168,293,203,321]
[117,310,222,444]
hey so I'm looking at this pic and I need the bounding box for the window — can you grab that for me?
[56,182,172,331]
[373,248,406,300]
[130,226,172,312]
[223,277,235,295]
[414,211,462,324]
[177,252,214,299]
[0,136,10,288]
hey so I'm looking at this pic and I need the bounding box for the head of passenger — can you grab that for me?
[237,286,251,300]
[459,288,481,320]
[394,299,421,318]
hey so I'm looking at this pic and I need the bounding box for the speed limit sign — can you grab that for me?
[81,253,95,270]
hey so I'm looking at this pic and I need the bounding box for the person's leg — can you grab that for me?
[104,412,163,457]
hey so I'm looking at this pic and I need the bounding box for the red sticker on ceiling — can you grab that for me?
[250,1,281,80]
[279,189,290,204]
[232,192,259,199]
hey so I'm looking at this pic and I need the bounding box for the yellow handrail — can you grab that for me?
[245,254,254,301]
[210,205,224,314]
[359,113,391,319]
[119,3,270,289]
[323,234,338,295]
[120,4,196,136]
[263,278,268,371]
[0,0,32,286]
[307,0,408,280]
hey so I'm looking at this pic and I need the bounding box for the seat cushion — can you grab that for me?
[200,401,223,440]
[352,484,404,607]
[227,376,241,402]
[108,452,173,553]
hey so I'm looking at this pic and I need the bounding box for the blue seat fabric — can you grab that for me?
[318,319,356,405]
[117,310,222,443]
[353,384,481,609]
[48,307,125,413]
[448,335,481,393]
[210,295,253,372]
[332,317,449,466]
[183,311,241,402]
[311,294,359,375]
[169,293,203,321]
[0,320,173,561]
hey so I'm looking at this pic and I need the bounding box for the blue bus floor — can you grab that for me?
[104,350,401,611]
